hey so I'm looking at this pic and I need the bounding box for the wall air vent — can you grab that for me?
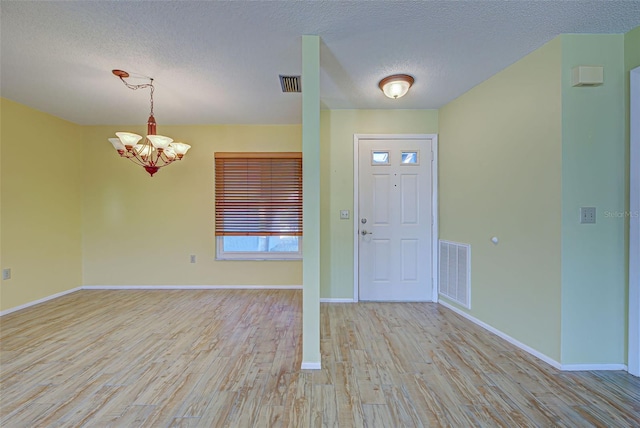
[279,75,301,93]
[439,240,471,308]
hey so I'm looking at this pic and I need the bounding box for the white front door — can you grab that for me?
[358,138,434,301]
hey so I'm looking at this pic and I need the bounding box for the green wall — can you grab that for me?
[1,98,83,311]
[319,109,438,299]
[439,38,563,361]
[439,33,632,365]
[560,35,626,365]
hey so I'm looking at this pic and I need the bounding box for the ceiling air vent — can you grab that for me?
[279,75,301,93]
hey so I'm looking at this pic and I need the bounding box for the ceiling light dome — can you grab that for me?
[379,74,414,99]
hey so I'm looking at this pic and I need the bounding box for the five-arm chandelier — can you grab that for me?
[108,70,191,176]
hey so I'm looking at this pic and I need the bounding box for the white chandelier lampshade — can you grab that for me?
[168,142,191,159]
[147,135,174,150]
[133,143,153,159]
[108,138,126,152]
[115,132,143,149]
[379,74,415,99]
[164,146,177,161]
[107,70,191,177]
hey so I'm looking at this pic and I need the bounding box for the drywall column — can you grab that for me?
[630,65,640,377]
[627,25,640,377]
[301,35,321,369]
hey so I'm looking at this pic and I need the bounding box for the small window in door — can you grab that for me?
[372,151,390,165]
[401,151,419,165]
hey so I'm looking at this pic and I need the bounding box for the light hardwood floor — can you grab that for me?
[1,289,639,427]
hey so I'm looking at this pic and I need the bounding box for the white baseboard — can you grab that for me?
[1,285,303,316]
[0,287,82,317]
[560,364,628,371]
[320,298,355,303]
[438,300,562,370]
[439,301,629,372]
[301,361,322,370]
[82,285,303,290]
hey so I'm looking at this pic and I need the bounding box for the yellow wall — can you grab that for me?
[320,109,438,299]
[2,104,437,309]
[438,38,563,360]
[1,98,83,311]
[81,124,302,286]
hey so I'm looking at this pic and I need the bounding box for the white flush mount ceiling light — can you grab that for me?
[108,70,191,177]
[379,74,414,99]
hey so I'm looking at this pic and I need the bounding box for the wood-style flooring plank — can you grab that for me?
[1,289,639,427]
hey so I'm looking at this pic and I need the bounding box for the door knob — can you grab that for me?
[360,230,372,236]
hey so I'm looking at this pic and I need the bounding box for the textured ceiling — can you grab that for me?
[1,1,639,125]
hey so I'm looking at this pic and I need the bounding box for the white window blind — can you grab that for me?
[214,152,302,237]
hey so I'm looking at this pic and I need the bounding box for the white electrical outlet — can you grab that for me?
[340,210,350,220]
[2,268,11,280]
[580,207,596,224]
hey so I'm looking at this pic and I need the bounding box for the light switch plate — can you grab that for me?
[2,268,11,280]
[340,210,350,220]
[580,207,596,224]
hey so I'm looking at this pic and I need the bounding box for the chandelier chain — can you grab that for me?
[150,83,154,116]
[117,76,155,116]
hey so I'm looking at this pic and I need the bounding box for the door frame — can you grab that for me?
[352,134,439,302]
[629,66,640,377]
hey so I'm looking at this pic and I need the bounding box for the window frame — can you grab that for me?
[216,236,303,260]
